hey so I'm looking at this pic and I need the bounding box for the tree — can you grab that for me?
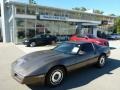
[93,9,104,14]
[109,14,116,16]
[29,0,36,4]
[114,17,120,34]
[79,7,87,11]
[72,7,80,11]
[72,7,87,11]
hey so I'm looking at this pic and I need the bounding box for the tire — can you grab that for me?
[96,55,106,68]
[26,44,30,47]
[46,67,65,87]
[30,42,36,47]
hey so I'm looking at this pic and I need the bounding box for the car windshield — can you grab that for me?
[33,35,42,38]
[76,34,85,38]
[76,34,97,38]
[54,42,80,54]
[86,34,97,38]
[34,34,47,38]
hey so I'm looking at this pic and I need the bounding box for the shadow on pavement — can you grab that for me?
[28,58,120,90]
[110,47,116,50]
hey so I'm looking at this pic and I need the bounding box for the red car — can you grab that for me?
[70,34,109,46]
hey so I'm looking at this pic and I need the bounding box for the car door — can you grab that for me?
[79,43,98,64]
[42,35,48,44]
[35,35,42,45]
[67,43,97,71]
[45,35,52,44]
[36,35,45,45]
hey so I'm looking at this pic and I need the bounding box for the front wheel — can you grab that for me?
[30,42,36,47]
[96,55,106,68]
[51,40,56,45]
[46,67,65,87]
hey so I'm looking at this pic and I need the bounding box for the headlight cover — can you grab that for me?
[25,40,29,42]
[17,59,26,66]
[95,41,102,44]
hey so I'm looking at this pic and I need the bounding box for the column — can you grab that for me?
[76,22,82,35]
[93,26,98,37]
[1,0,10,43]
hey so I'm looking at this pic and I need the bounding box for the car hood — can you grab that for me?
[12,50,70,76]
[70,35,108,42]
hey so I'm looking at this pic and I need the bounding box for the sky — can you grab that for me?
[1,0,120,16]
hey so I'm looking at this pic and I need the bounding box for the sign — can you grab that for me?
[38,15,68,21]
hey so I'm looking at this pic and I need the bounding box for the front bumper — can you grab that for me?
[23,41,30,46]
[12,72,45,85]
[107,50,111,57]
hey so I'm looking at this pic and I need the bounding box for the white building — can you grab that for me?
[0,0,116,43]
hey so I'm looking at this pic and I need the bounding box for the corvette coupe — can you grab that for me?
[11,41,110,86]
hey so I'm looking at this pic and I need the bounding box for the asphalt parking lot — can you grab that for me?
[0,40,120,90]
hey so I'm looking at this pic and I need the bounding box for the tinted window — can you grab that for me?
[87,34,97,38]
[41,35,46,38]
[35,35,41,38]
[81,43,94,52]
[94,44,100,50]
[46,35,50,38]
[54,43,80,54]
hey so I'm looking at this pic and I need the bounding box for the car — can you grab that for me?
[11,41,110,86]
[70,34,109,46]
[23,34,57,47]
[107,33,120,40]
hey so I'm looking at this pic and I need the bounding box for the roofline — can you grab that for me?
[8,1,116,18]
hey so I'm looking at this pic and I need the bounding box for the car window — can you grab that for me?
[46,35,50,38]
[54,43,80,54]
[80,43,94,53]
[87,34,97,38]
[41,35,46,38]
[35,35,41,38]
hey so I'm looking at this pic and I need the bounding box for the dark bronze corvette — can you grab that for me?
[11,41,110,86]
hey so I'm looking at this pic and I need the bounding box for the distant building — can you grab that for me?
[0,0,116,43]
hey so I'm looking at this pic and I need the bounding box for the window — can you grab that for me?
[26,6,36,15]
[54,43,78,54]
[17,28,25,42]
[16,6,25,14]
[26,19,35,28]
[26,19,35,38]
[81,43,94,52]
[16,19,25,27]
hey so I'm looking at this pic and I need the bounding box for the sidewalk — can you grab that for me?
[109,40,120,49]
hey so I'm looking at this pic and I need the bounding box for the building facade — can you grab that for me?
[0,0,115,43]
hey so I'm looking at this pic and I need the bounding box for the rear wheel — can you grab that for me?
[96,55,106,68]
[46,67,65,87]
